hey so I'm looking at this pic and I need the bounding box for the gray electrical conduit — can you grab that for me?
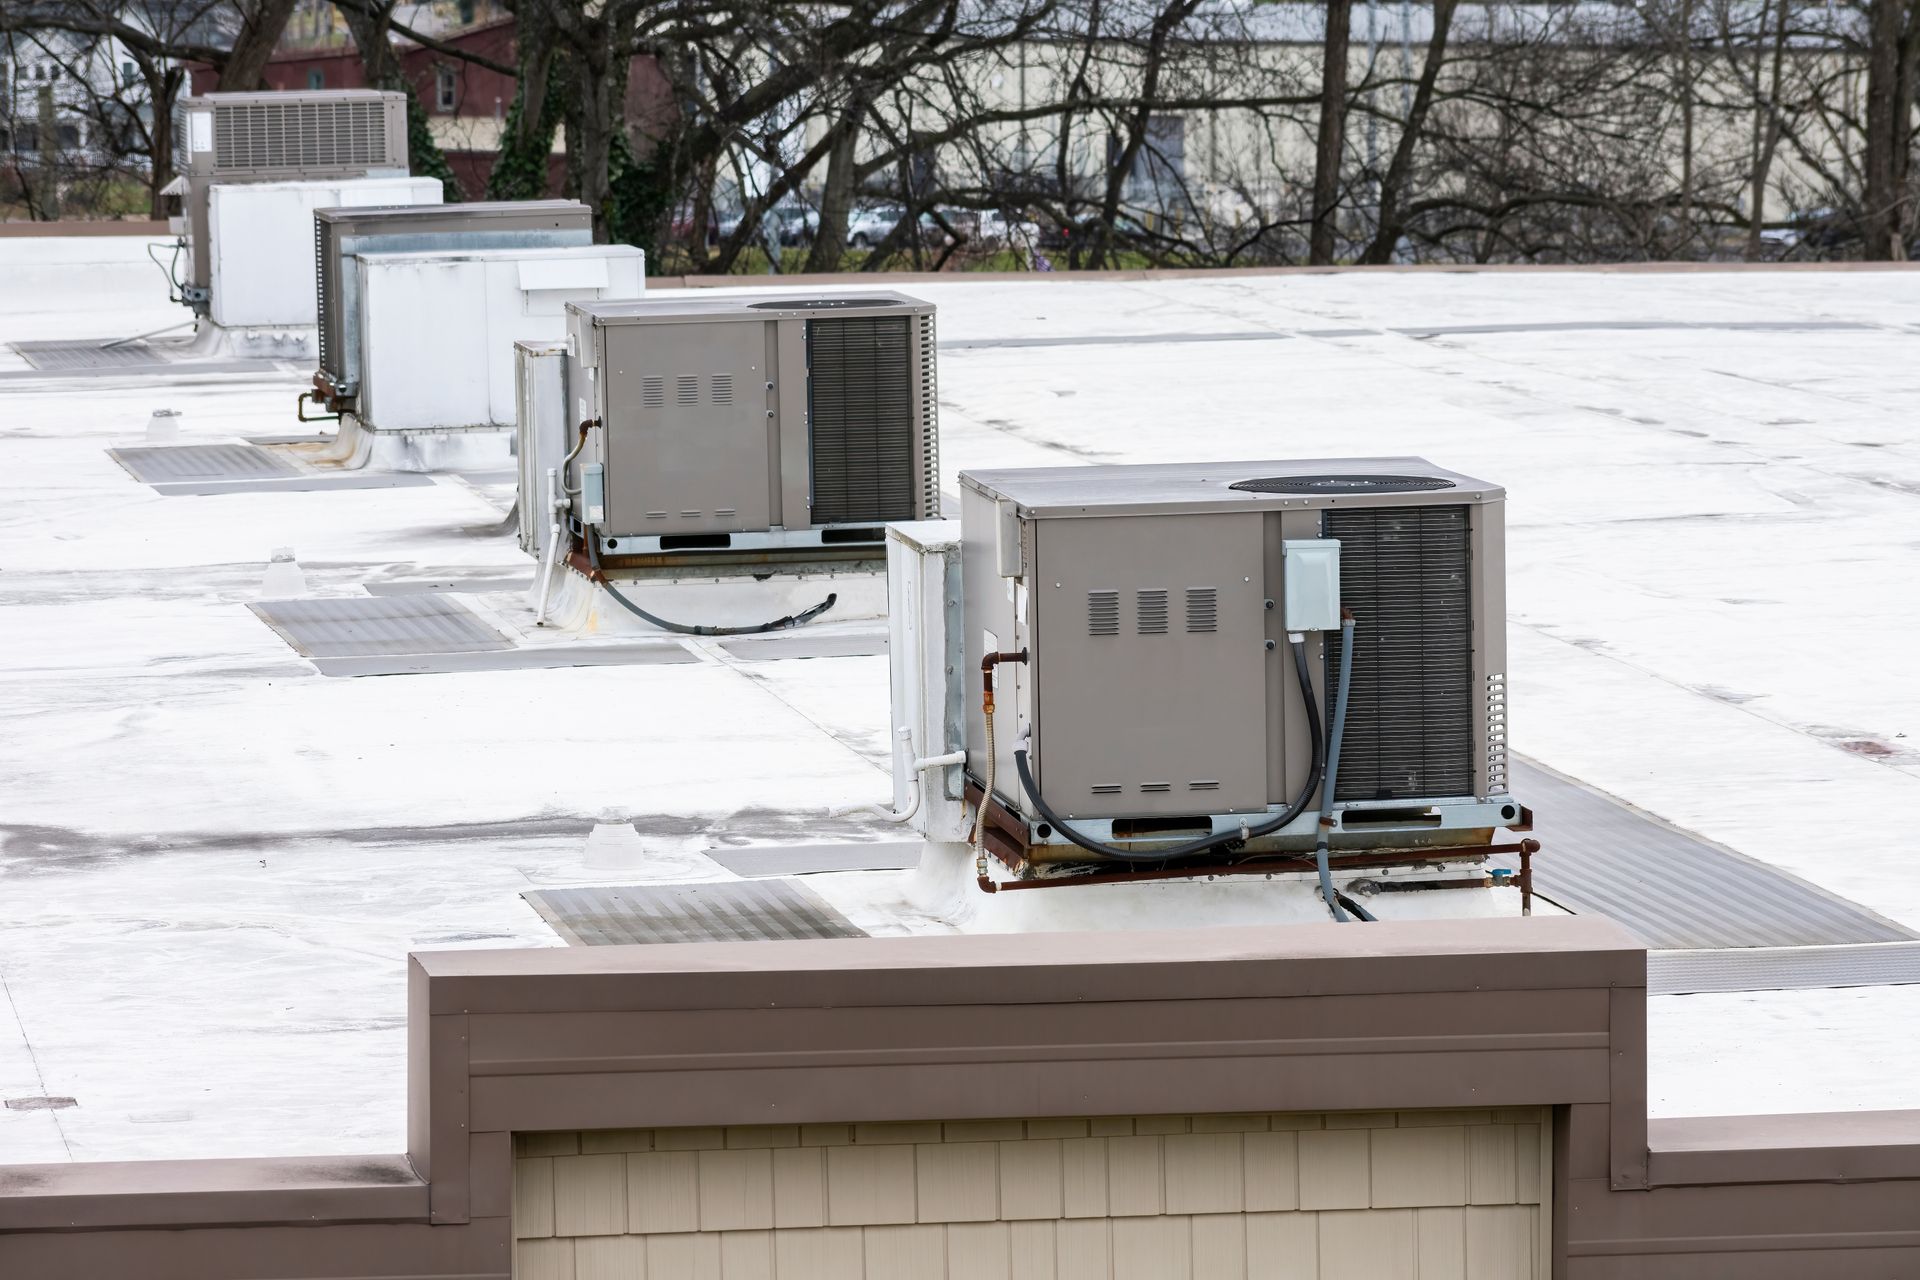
[1316,615,1376,923]
[1005,637,1325,863]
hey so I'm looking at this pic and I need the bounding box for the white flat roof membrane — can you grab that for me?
[3,246,1919,1161]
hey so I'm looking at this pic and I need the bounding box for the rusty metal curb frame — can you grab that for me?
[3,917,1919,1279]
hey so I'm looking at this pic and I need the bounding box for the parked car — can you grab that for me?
[769,203,819,247]
[1037,213,1152,252]
[1762,207,1861,251]
[846,204,952,249]
[966,208,1043,249]
[846,204,905,248]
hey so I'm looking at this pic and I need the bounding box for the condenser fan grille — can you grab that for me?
[1232,474,1455,495]
[1324,504,1474,801]
[807,316,916,524]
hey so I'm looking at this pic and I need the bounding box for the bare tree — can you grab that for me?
[328,0,461,197]
[1310,0,1354,262]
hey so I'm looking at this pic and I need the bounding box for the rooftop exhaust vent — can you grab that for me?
[1230,474,1456,495]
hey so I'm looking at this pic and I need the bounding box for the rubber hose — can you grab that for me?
[589,539,836,637]
[1012,636,1324,862]
[599,576,836,637]
[1317,619,1356,922]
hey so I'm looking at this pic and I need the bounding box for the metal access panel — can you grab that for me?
[315,200,593,396]
[597,317,774,536]
[1031,512,1269,818]
[515,340,571,557]
[174,90,408,307]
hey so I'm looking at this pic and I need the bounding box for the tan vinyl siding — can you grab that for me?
[515,1110,1551,1280]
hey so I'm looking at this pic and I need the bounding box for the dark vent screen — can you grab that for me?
[1234,474,1454,495]
[212,100,393,172]
[1324,505,1474,801]
[807,316,916,524]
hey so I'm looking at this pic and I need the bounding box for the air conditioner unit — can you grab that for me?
[172,90,409,313]
[959,458,1525,877]
[312,200,593,412]
[207,177,441,332]
[346,245,645,444]
[564,293,940,561]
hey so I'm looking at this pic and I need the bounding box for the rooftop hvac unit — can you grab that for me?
[207,177,440,332]
[564,293,940,560]
[959,458,1525,881]
[347,245,645,442]
[312,200,593,411]
[171,90,409,313]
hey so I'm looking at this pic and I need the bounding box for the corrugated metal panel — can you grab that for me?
[1501,760,1917,949]
[917,311,941,517]
[524,880,868,946]
[110,444,298,482]
[250,595,511,659]
[807,316,916,524]
[1649,942,1920,996]
[1324,505,1474,801]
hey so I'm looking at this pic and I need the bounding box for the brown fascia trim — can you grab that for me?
[1649,1111,1920,1187]
[0,221,173,238]
[0,1155,426,1232]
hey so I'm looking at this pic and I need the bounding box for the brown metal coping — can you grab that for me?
[0,1155,425,1231]
[1649,1111,1920,1186]
[3,918,1919,1279]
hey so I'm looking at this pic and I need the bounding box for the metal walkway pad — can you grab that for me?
[719,632,889,662]
[250,595,511,659]
[14,340,175,371]
[1649,942,1920,996]
[108,444,435,496]
[111,444,297,483]
[311,642,696,678]
[524,880,868,945]
[706,842,922,878]
[1503,760,1917,950]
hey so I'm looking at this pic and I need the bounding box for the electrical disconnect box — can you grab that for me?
[960,459,1522,867]
[564,293,940,558]
[170,90,409,314]
[313,200,594,411]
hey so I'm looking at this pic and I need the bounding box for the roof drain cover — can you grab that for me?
[1230,474,1456,495]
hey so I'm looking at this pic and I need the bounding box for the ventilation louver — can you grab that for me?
[807,316,916,524]
[1324,505,1474,801]
[211,99,394,173]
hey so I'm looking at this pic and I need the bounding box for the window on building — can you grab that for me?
[457,0,475,23]
[57,123,80,148]
[1111,115,1185,194]
[308,68,325,90]
[122,60,136,85]
[436,66,456,112]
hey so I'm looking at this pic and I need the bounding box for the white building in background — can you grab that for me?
[0,25,143,169]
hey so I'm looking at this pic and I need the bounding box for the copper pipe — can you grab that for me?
[1519,837,1540,916]
[979,649,1028,714]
